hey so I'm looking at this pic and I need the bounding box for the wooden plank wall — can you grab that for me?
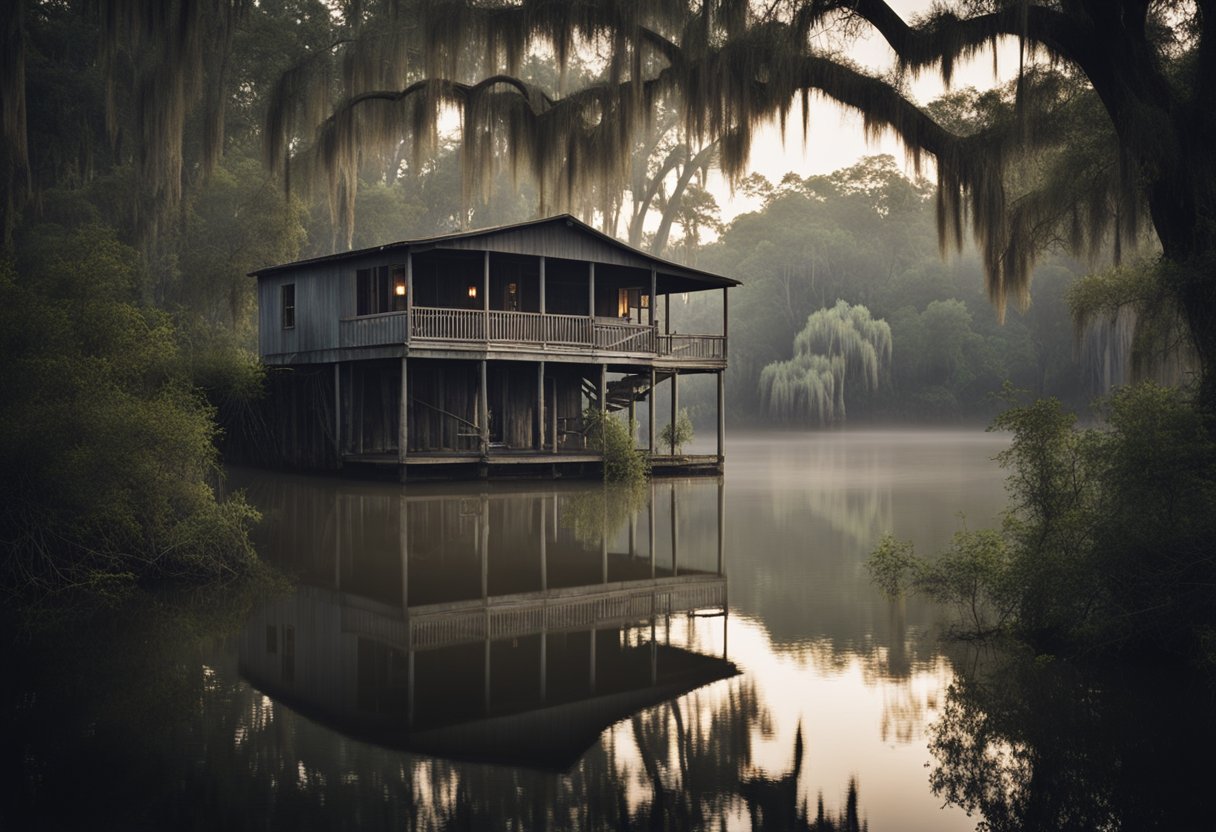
[408,361,479,452]
[440,223,656,270]
[226,365,341,470]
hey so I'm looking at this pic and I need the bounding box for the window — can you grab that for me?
[357,264,407,315]
[282,625,295,683]
[618,288,641,319]
[281,283,295,329]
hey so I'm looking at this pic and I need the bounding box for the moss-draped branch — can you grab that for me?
[266,1,1211,347]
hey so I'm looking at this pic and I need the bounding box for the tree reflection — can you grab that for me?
[561,481,648,548]
[929,644,1214,831]
[624,679,769,828]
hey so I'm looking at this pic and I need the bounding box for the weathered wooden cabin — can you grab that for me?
[251,214,737,478]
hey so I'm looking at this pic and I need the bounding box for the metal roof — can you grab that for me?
[248,213,739,288]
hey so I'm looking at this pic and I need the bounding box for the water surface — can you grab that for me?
[6,431,1015,829]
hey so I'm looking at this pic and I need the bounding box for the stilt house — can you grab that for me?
[251,214,737,478]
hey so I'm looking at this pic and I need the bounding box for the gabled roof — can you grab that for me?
[249,213,739,289]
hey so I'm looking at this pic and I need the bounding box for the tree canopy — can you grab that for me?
[247,0,1216,401]
[760,300,892,425]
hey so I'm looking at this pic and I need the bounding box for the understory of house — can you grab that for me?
[257,356,726,480]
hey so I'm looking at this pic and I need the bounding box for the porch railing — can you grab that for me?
[593,318,656,352]
[658,333,726,361]
[339,307,722,361]
[410,307,485,341]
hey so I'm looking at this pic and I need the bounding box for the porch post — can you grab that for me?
[722,286,728,338]
[405,249,413,332]
[588,262,596,317]
[356,364,364,454]
[398,357,408,477]
[717,370,725,462]
[649,266,657,328]
[344,363,353,456]
[333,362,342,465]
[599,364,607,420]
[539,256,546,315]
[670,372,679,455]
[648,369,656,454]
[665,293,671,335]
[536,361,544,451]
[550,377,558,454]
[483,251,490,313]
[479,359,489,454]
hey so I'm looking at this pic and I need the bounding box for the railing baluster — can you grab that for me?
[343,307,723,361]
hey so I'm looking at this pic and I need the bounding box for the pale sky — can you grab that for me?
[709,0,1023,221]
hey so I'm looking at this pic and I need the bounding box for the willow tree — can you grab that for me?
[760,300,892,425]
[261,0,1216,406]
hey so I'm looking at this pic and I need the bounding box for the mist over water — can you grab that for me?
[5,431,1011,830]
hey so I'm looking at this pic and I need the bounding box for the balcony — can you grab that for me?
[338,307,725,364]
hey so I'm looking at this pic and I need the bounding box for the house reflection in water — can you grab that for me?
[236,476,733,770]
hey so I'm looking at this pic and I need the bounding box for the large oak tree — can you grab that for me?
[260,0,1216,402]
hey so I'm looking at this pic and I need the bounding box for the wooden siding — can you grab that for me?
[340,311,409,347]
[258,262,345,357]
[433,222,661,273]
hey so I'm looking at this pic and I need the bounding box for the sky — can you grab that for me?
[707,0,1023,221]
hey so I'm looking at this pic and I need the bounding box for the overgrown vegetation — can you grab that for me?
[660,408,694,454]
[0,227,260,601]
[869,384,1216,663]
[583,408,650,483]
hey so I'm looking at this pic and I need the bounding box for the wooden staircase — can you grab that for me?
[581,371,673,413]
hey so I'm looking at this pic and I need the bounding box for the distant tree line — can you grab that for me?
[671,155,1087,427]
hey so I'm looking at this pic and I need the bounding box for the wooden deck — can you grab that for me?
[326,307,726,368]
[341,450,723,478]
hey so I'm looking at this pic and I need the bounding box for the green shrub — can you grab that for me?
[0,228,260,599]
[868,383,1216,658]
[661,407,694,454]
[583,408,650,483]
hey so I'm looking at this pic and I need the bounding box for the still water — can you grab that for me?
[7,432,1019,828]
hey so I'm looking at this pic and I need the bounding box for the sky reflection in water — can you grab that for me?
[7,431,1013,830]
[224,430,1008,829]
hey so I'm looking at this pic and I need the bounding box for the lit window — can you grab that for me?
[357,264,406,315]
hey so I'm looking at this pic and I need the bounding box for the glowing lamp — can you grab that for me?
[467,285,478,299]
[394,282,406,296]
